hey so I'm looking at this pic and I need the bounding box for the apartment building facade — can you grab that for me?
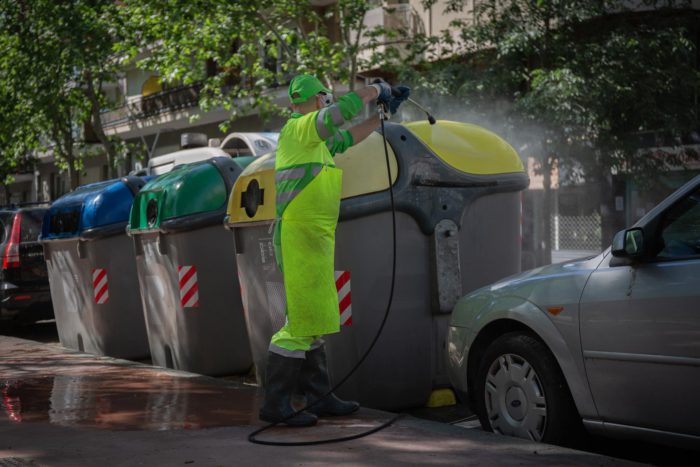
[3,0,698,268]
[3,0,468,205]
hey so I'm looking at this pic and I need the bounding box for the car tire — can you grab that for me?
[474,331,583,447]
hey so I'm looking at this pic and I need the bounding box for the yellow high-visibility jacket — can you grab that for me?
[273,93,363,336]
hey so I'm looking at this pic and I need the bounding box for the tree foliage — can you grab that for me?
[0,0,698,206]
[117,0,380,131]
[403,0,699,181]
[0,88,39,201]
[0,0,385,190]
[393,0,699,253]
[0,0,127,190]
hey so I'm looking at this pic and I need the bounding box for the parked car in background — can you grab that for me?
[147,146,231,176]
[447,174,700,449]
[144,132,279,176]
[0,205,53,324]
[219,131,278,158]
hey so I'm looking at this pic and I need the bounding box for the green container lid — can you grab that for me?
[129,157,242,233]
[232,155,255,169]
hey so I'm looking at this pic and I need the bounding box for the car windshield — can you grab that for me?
[658,188,700,258]
[259,132,279,142]
[223,138,254,157]
[0,211,13,245]
[20,209,46,242]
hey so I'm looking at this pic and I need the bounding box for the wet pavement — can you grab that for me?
[0,335,644,466]
[1,337,259,431]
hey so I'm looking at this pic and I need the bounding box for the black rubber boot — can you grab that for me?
[259,352,318,427]
[300,345,360,417]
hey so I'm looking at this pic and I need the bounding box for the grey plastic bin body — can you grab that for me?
[41,176,150,359]
[227,122,529,409]
[129,157,252,376]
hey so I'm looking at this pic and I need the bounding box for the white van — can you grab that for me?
[144,132,279,176]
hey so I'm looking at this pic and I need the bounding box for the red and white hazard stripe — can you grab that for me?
[178,265,199,308]
[335,270,351,326]
[92,268,109,305]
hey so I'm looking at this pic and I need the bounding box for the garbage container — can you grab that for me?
[128,156,252,376]
[225,120,529,410]
[41,176,151,359]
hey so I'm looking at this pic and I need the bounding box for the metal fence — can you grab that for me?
[552,213,602,251]
[100,83,203,128]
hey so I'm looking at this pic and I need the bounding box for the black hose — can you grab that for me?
[248,108,402,446]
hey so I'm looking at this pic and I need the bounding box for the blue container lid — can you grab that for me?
[42,176,151,240]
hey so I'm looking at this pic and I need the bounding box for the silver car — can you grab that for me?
[447,174,700,449]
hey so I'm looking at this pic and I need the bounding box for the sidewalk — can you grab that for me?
[0,336,642,466]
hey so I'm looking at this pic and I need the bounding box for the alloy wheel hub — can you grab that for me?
[484,353,547,441]
[505,386,527,421]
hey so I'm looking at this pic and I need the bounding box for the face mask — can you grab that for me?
[318,92,334,107]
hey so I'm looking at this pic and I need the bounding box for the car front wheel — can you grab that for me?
[474,331,582,447]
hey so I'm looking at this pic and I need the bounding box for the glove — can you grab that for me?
[371,82,392,105]
[388,85,410,115]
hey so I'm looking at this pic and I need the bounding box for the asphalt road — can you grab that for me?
[1,320,697,466]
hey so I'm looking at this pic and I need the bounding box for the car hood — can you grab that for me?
[453,250,609,325]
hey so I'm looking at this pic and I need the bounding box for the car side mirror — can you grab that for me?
[611,227,644,258]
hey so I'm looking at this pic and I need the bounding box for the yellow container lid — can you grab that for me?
[226,131,399,224]
[403,120,524,175]
[226,120,524,225]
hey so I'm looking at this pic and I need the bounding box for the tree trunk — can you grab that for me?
[85,72,118,179]
[349,57,357,92]
[3,184,12,204]
[68,164,79,190]
[346,5,368,93]
[594,163,626,251]
[542,154,553,265]
[50,119,77,194]
[64,131,79,191]
[56,122,79,191]
[542,174,553,264]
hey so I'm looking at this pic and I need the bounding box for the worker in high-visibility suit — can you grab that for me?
[259,75,410,427]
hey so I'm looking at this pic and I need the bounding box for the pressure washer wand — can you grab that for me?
[406,97,436,125]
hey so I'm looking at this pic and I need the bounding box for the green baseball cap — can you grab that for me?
[288,74,331,104]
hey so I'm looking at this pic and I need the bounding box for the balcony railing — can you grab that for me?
[100,82,202,128]
[358,4,426,64]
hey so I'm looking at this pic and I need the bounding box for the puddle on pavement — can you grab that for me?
[0,338,390,440]
[0,374,261,431]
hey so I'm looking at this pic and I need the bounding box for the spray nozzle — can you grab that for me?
[406,98,436,125]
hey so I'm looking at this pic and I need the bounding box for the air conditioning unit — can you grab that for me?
[180,133,208,149]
